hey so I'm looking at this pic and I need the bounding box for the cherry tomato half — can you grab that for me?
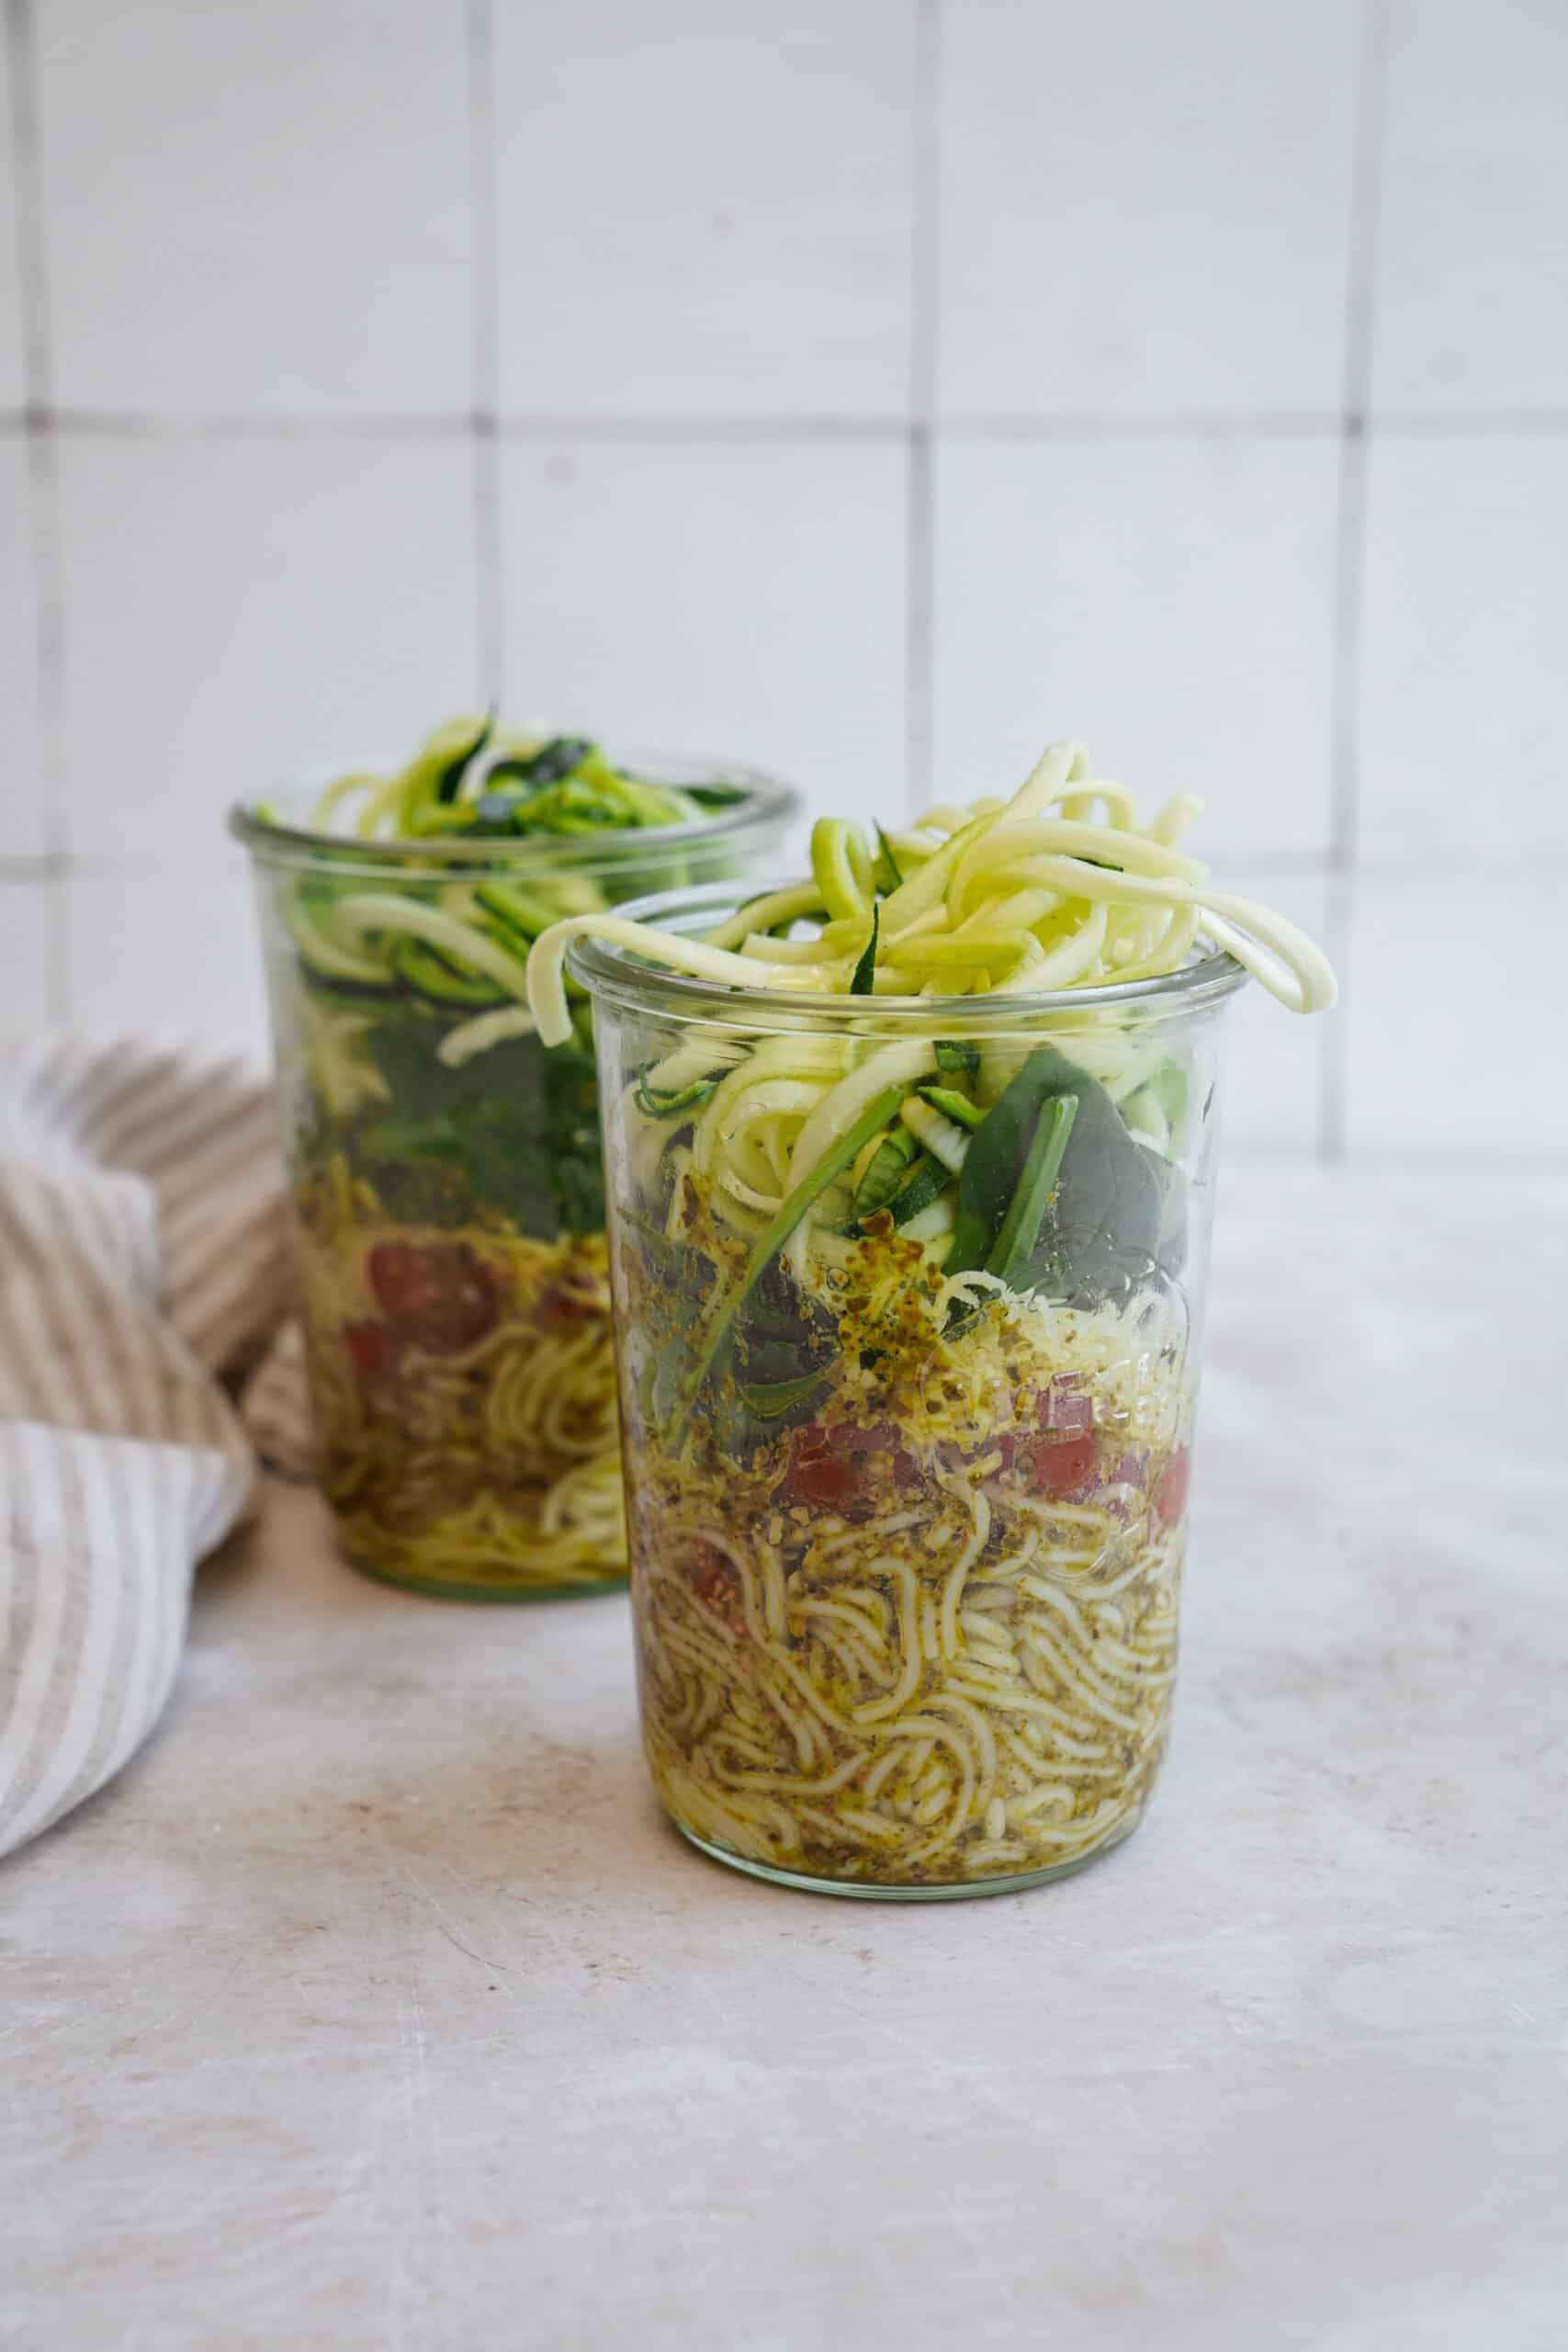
[784,1423,917,1513]
[367,1238,501,1357]
[688,1541,746,1632]
[344,1318,403,1381]
[786,1438,859,1511]
[534,1273,603,1333]
[1018,1431,1099,1499]
[1153,1448,1191,1525]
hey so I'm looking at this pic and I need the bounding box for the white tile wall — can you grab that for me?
[933,437,1338,854]
[64,851,265,1054]
[0,435,46,859]
[0,877,53,1038]
[1373,0,1568,413]
[1347,867,1567,1151]
[495,2,915,419]
[37,0,473,417]
[0,31,27,411]
[1359,435,1568,857]
[1216,868,1333,1155]
[940,0,1361,417]
[2,1,1563,1161]
[500,439,906,826]
[55,435,479,861]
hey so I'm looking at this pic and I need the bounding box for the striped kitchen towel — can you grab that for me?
[0,1034,305,1860]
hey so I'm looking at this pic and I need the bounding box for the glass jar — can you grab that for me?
[574,884,1246,1896]
[231,764,798,1601]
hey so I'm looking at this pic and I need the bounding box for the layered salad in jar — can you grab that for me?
[232,717,795,1599]
[527,738,1336,1890]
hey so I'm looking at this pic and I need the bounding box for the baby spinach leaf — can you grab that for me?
[850,905,879,995]
[739,1369,830,1422]
[432,711,493,804]
[874,826,902,893]
[348,1004,600,1238]
[678,1080,913,1426]
[947,1046,1169,1303]
[512,735,594,788]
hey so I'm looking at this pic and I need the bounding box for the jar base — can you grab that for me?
[339,1547,626,1606]
[671,1809,1144,1902]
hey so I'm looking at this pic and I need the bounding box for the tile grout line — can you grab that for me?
[1322,0,1393,1164]
[9,404,1568,447]
[466,0,503,706]
[903,0,942,823]
[6,0,68,1021]
[26,842,1562,886]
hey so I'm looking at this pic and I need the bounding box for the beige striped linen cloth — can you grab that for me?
[0,1035,315,1860]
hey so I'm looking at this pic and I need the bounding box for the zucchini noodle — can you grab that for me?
[527,735,1338,1046]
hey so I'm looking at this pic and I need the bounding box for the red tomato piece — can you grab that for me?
[689,1541,746,1632]
[367,1238,501,1357]
[784,1423,910,1513]
[1038,1379,1094,1436]
[344,1319,402,1381]
[839,1421,901,1455]
[534,1274,602,1332]
[1020,1431,1099,1499]
[786,1439,860,1511]
[1153,1448,1191,1525]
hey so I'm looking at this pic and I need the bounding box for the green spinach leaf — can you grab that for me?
[850,906,879,995]
[947,1046,1174,1302]
[678,1080,913,1424]
[874,826,902,893]
[431,712,493,805]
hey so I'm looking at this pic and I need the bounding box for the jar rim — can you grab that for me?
[227,752,801,876]
[569,879,1251,1033]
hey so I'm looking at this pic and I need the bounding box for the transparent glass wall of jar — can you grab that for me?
[576,887,1244,1895]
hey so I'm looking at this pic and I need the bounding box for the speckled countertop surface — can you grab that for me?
[5,1169,1566,2351]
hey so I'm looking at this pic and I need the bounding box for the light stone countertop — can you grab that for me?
[5,1169,1566,2351]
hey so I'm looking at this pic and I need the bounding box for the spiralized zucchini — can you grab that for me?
[311,714,723,843]
[526,736,1337,1047]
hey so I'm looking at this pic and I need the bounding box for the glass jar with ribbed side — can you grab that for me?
[575,888,1244,1894]
[232,749,797,1601]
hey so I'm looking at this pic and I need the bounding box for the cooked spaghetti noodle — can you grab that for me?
[295,1166,623,1594]
[620,1237,1189,1884]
